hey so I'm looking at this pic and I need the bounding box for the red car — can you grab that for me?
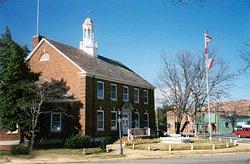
[234,127,250,138]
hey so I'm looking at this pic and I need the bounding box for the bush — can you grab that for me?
[11,145,30,155]
[64,134,90,149]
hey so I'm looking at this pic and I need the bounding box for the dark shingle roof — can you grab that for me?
[47,39,154,89]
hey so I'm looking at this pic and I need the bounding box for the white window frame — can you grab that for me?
[111,111,117,131]
[97,108,104,131]
[143,90,148,104]
[110,84,117,101]
[144,112,149,128]
[123,86,129,102]
[134,88,139,103]
[134,112,140,128]
[50,112,62,133]
[97,81,104,100]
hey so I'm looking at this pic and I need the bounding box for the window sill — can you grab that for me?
[97,128,104,131]
[50,131,61,133]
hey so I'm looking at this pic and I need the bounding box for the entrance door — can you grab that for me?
[122,114,129,135]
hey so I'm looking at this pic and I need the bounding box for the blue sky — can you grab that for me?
[0,0,249,101]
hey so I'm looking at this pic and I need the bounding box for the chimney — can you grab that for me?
[32,35,42,49]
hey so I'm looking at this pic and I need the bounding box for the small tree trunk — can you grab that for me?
[176,122,181,134]
[19,127,25,144]
[30,130,35,151]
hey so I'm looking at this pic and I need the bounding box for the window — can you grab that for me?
[39,53,50,62]
[134,112,140,128]
[143,90,148,104]
[225,122,229,130]
[134,88,139,103]
[97,109,104,131]
[144,113,149,128]
[97,81,104,100]
[51,113,61,133]
[111,111,117,130]
[110,84,117,101]
[123,86,129,102]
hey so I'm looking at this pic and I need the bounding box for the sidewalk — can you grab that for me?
[1,143,250,163]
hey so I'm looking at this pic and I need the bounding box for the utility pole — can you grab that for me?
[118,109,123,155]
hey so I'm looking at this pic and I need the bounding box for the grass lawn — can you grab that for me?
[0,147,125,163]
[126,139,236,151]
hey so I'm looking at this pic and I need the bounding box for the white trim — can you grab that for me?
[27,38,155,90]
[6,125,19,134]
[111,111,117,131]
[27,38,87,74]
[39,52,50,62]
[123,86,129,102]
[143,90,149,104]
[110,83,117,101]
[50,112,62,133]
[134,88,139,103]
[97,109,104,131]
[97,81,104,100]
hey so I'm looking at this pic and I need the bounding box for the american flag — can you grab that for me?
[205,31,212,46]
[207,58,214,71]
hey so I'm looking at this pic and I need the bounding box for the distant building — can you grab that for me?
[198,100,250,135]
[167,100,250,135]
[0,18,156,150]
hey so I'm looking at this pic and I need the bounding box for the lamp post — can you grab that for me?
[118,109,123,155]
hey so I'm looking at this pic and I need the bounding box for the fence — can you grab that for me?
[128,128,151,141]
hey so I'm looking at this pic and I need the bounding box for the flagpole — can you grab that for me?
[204,31,212,141]
[36,0,40,35]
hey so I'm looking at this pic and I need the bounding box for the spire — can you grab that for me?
[79,17,98,57]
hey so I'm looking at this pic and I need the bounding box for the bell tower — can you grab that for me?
[79,18,98,57]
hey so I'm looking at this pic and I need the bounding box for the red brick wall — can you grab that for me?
[85,76,155,138]
[0,130,19,141]
[28,39,156,139]
[0,130,20,151]
[28,40,87,135]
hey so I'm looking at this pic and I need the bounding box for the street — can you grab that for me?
[87,153,250,164]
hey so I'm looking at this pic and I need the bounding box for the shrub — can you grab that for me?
[65,134,90,149]
[11,145,30,155]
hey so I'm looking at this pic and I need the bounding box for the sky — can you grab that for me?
[0,0,249,103]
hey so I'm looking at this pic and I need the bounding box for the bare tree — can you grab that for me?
[157,51,193,134]
[163,0,207,7]
[157,50,235,134]
[189,50,235,136]
[240,39,250,73]
[20,79,74,151]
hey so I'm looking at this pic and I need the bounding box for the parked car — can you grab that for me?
[234,127,250,138]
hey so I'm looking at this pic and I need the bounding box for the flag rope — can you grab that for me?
[204,31,212,141]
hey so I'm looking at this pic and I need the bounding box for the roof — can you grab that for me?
[209,100,250,116]
[44,39,155,89]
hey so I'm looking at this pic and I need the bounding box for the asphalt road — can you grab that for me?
[86,153,250,164]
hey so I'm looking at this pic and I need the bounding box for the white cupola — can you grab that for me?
[79,17,98,57]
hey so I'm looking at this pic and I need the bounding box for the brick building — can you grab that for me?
[27,18,154,141]
[166,100,250,135]
[0,18,155,149]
